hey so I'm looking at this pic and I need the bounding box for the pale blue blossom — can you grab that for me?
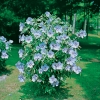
[34,53,42,61]
[65,65,71,71]
[62,47,68,54]
[18,49,24,58]
[19,22,25,32]
[72,65,82,74]
[5,40,13,50]
[50,42,60,51]
[25,35,32,43]
[68,49,78,58]
[40,26,47,33]
[5,42,10,50]
[39,68,43,74]
[45,11,51,17]
[46,17,53,23]
[0,36,6,42]
[39,64,49,73]
[54,25,63,33]
[32,74,38,82]
[8,40,13,44]
[47,50,54,58]
[56,36,62,43]
[41,49,47,55]
[41,64,49,72]
[76,30,86,38]
[39,42,47,49]
[68,40,79,48]
[27,60,34,68]
[1,50,8,59]
[36,46,40,51]
[61,34,69,40]
[66,57,76,65]
[30,27,35,33]
[39,64,49,74]
[49,75,59,87]
[52,80,59,87]
[39,21,44,27]
[26,17,33,25]
[33,30,42,39]
[37,79,42,82]
[15,61,24,73]
[19,34,25,42]
[18,75,25,82]
[47,29,54,37]
[52,62,63,70]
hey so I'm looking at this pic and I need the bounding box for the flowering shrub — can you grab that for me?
[16,12,86,94]
[0,36,13,70]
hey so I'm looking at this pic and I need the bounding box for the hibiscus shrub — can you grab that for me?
[16,12,86,95]
[0,36,13,71]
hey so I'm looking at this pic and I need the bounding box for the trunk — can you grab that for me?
[70,15,72,24]
[84,19,87,31]
[72,14,76,34]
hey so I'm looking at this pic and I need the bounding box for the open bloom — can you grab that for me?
[68,40,79,48]
[34,53,42,61]
[18,75,25,82]
[19,34,25,42]
[32,30,42,39]
[52,62,63,70]
[39,64,49,74]
[54,25,63,33]
[19,23,25,32]
[45,11,51,17]
[32,74,38,82]
[47,29,54,37]
[15,61,24,73]
[62,47,68,54]
[66,57,76,66]
[50,42,60,51]
[61,34,69,40]
[47,50,54,58]
[41,49,47,55]
[25,35,32,43]
[39,42,47,49]
[77,30,87,38]
[26,17,33,25]
[65,65,72,71]
[49,75,59,87]
[72,64,82,74]
[0,36,6,42]
[9,40,13,44]
[1,50,8,59]
[68,49,78,58]
[27,60,34,68]
[18,49,24,58]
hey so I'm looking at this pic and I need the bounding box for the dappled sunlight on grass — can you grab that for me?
[0,67,24,100]
[71,61,100,100]
[78,34,100,47]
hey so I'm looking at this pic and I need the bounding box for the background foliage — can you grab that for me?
[0,0,100,43]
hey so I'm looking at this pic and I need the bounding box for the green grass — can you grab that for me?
[0,34,100,100]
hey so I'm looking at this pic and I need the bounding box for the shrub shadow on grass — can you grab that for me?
[0,65,13,76]
[78,48,100,62]
[73,62,100,100]
[19,82,73,100]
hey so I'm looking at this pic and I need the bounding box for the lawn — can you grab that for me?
[0,34,100,100]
